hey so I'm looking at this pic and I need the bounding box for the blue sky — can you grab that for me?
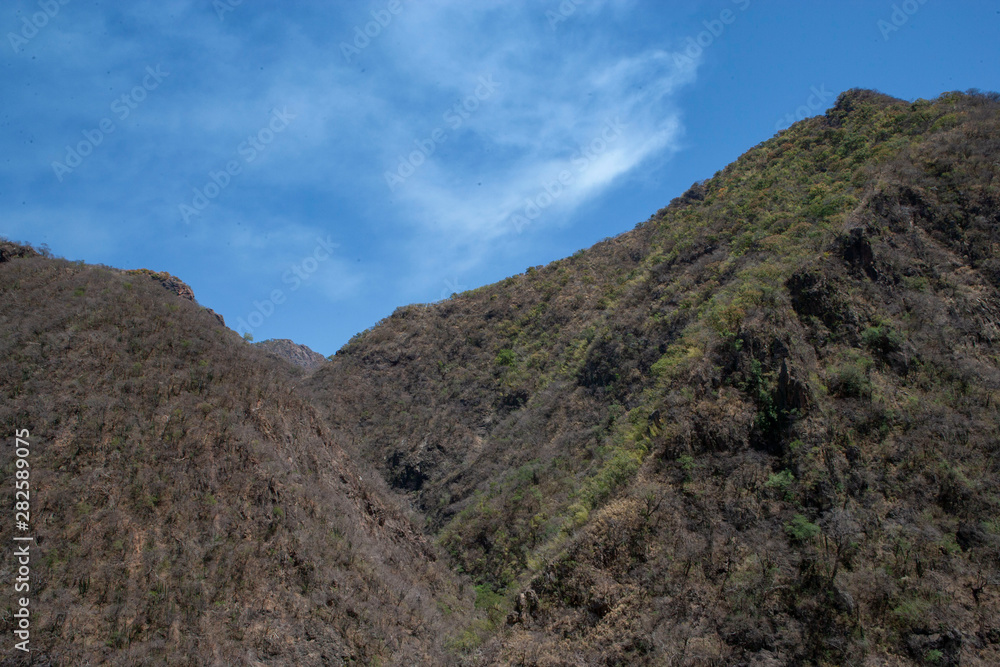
[3,0,998,356]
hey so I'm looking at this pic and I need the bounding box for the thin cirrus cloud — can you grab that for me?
[5,0,698,251]
[1,0,700,348]
[358,1,699,243]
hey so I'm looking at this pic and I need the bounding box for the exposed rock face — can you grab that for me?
[775,358,809,415]
[123,268,225,325]
[124,268,196,300]
[206,308,225,326]
[840,227,879,280]
[254,338,327,372]
[0,240,41,262]
[506,588,539,627]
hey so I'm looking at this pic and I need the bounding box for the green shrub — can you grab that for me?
[495,348,516,367]
[784,514,820,543]
[678,454,696,482]
[765,470,795,500]
[828,363,871,399]
[578,447,645,510]
[650,342,703,380]
[473,583,504,611]
[861,324,903,355]
[892,596,930,627]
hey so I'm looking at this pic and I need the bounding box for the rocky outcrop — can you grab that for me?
[124,268,196,300]
[123,268,224,325]
[0,240,42,262]
[254,338,327,372]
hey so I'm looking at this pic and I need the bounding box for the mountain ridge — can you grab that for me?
[0,252,469,665]
[306,87,1000,664]
[2,87,1000,665]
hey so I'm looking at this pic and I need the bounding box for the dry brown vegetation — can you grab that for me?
[0,255,471,665]
[2,89,1000,665]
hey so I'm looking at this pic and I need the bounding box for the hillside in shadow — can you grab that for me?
[0,252,471,665]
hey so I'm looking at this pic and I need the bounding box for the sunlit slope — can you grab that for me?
[308,89,1000,665]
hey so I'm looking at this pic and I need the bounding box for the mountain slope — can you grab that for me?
[2,88,998,666]
[306,89,1000,665]
[0,253,470,665]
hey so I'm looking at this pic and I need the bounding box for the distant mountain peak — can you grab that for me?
[254,337,327,372]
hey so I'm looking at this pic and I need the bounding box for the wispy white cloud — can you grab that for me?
[363,4,698,242]
[1,0,700,347]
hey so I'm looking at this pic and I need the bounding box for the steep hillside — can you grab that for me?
[3,88,998,666]
[307,90,1000,665]
[0,251,471,665]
